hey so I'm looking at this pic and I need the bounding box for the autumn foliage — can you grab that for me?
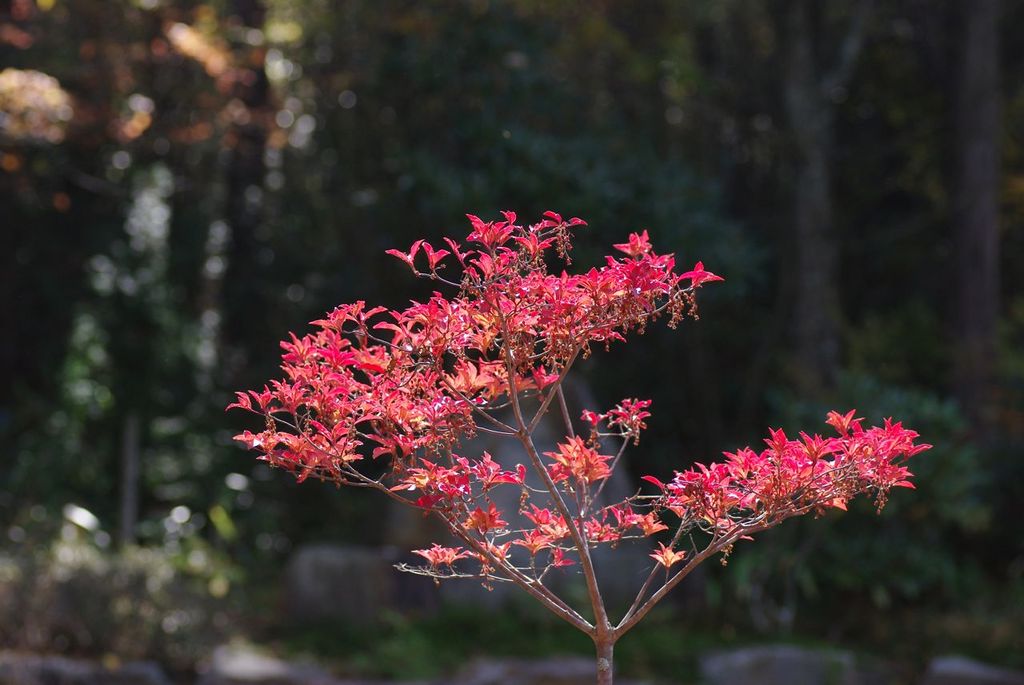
[229,212,929,683]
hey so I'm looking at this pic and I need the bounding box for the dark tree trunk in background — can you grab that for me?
[118,412,140,547]
[952,0,1001,437]
[781,0,870,395]
[222,0,270,364]
[783,1,839,395]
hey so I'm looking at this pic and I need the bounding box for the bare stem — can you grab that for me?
[620,520,687,622]
[590,438,629,505]
[556,384,576,438]
[527,348,580,434]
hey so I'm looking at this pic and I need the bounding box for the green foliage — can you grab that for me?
[0,534,231,670]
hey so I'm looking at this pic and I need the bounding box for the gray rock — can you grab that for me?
[921,656,1024,685]
[0,652,170,685]
[699,645,893,685]
[107,662,174,685]
[195,644,433,685]
[196,644,336,685]
[451,656,652,685]
[284,545,401,624]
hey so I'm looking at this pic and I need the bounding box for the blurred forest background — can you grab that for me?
[1,0,1022,681]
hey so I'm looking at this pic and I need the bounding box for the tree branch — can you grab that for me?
[493,304,609,632]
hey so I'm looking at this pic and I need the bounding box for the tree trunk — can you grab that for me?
[596,638,614,685]
[118,412,140,547]
[222,0,270,358]
[783,0,841,395]
[781,0,871,395]
[952,0,1001,437]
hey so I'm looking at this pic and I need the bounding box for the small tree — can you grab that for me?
[229,212,929,684]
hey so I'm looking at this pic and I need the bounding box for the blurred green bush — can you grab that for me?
[0,533,229,671]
